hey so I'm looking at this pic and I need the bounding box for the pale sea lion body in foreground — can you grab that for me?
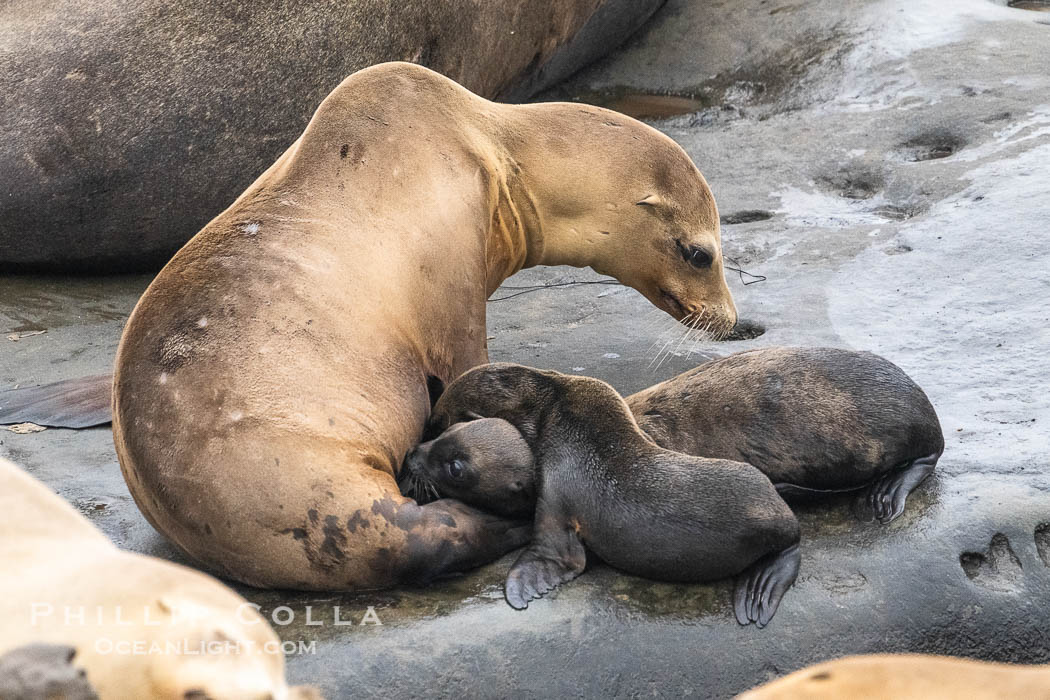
[419,363,801,627]
[0,458,318,700]
[738,654,1050,699]
[113,62,738,591]
[627,347,944,523]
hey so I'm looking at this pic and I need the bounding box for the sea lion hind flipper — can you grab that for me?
[733,543,800,628]
[0,374,113,428]
[853,453,939,524]
[504,528,586,610]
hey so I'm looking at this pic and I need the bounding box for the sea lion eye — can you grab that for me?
[676,240,713,270]
[446,460,465,479]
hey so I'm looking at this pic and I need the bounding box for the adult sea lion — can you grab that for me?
[0,0,667,272]
[0,457,318,700]
[112,62,738,591]
[418,363,801,626]
[626,347,944,523]
[738,654,1050,699]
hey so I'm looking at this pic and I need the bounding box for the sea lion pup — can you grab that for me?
[0,458,318,700]
[112,61,738,591]
[737,654,1050,699]
[419,363,801,627]
[626,347,944,524]
[402,417,537,518]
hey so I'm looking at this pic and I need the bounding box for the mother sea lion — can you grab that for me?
[113,61,738,591]
[419,363,801,626]
[626,347,944,523]
[0,457,318,700]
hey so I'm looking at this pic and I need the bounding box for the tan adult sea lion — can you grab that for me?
[112,61,738,591]
[0,457,318,700]
[737,654,1050,699]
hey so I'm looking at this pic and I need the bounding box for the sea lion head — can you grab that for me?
[511,104,739,338]
[403,417,537,517]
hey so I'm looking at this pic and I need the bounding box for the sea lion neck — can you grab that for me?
[494,103,633,274]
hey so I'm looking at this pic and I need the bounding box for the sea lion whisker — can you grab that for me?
[653,324,687,371]
[649,331,678,369]
[647,320,682,368]
[670,314,697,358]
[645,322,677,358]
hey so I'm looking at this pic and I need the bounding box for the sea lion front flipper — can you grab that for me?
[504,522,586,610]
[854,453,939,524]
[733,543,800,628]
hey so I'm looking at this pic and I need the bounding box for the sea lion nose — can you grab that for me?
[403,446,426,476]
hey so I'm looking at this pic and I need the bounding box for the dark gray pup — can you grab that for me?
[404,417,537,519]
[413,363,801,627]
[626,347,944,523]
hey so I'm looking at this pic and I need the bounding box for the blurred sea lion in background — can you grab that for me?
[0,0,666,272]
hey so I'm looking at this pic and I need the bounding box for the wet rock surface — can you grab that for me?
[3,0,1050,697]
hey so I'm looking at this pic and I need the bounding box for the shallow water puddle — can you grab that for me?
[1008,0,1050,10]
[570,89,706,120]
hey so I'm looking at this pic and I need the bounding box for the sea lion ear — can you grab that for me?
[636,194,663,208]
[509,481,524,492]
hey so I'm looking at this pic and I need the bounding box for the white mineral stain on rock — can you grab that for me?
[828,143,1050,466]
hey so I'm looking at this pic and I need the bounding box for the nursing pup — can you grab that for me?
[412,363,801,627]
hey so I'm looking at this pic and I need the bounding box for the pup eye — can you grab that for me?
[676,240,713,270]
[446,460,464,479]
